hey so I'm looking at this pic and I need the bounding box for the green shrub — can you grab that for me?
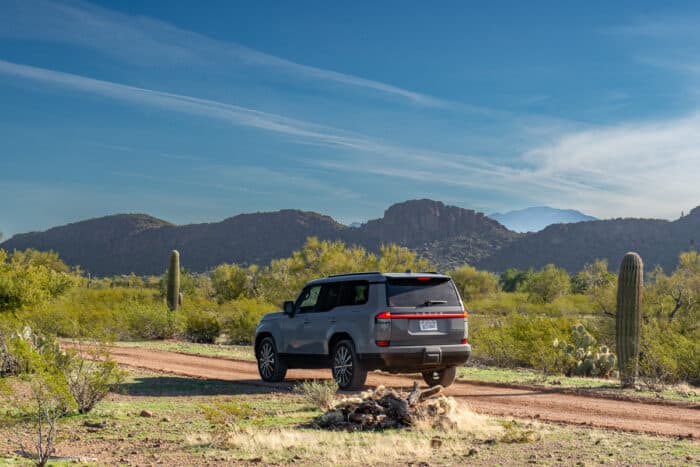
[471,313,574,373]
[125,303,174,340]
[639,321,700,386]
[219,297,276,344]
[449,265,499,303]
[62,345,126,414]
[184,309,221,344]
[522,264,571,303]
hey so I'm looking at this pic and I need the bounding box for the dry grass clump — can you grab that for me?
[293,379,338,410]
[197,427,453,465]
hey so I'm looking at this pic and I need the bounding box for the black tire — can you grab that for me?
[332,340,367,391]
[256,337,287,382]
[422,366,457,387]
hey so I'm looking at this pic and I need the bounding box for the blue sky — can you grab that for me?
[2,0,700,239]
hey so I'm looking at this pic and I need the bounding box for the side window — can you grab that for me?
[316,283,341,312]
[337,281,369,307]
[296,285,321,313]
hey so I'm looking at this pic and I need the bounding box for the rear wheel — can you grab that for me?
[422,366,457,387]
[332,340,367,391]
[256,337,287,382]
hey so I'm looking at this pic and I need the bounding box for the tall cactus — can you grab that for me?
[616,252,643,388]
[167,250,181,311]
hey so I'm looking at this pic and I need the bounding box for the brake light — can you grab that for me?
[461,338,468,345]
[375,311,391,320]
[387,311,467,319]
[417,277,432,281]
[375,340,390,347]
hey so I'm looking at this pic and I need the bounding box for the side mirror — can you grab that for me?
[283,300,295,316]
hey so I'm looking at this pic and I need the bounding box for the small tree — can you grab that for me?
[211,263,249,303]
[2,350,76,467]
[523,264,571,303]
[450,265,499,302]
[499,268,533,293]
[61,343,125,414]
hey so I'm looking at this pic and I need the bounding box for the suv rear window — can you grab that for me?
[386,277,460,307]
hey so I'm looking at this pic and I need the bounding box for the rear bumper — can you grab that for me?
[359,343,471,372]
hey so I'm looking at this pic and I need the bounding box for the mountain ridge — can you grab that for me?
[3,200,699,275]
[1,199,514,275]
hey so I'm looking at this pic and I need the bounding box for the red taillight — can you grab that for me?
[461,338,468,345]
[388,311,467,319]
[375,311,392,320]
[375,340,390,347]
[417,277,432,281]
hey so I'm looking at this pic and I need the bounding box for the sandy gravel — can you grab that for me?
[106,346,699,439]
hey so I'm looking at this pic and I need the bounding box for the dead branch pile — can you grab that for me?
[314,382,458,431]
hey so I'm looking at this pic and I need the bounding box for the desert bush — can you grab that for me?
[211,263,249,302]
[184,309,221,343]
[219,297,276,344]
[449,265,499,303]
[61,344,126,414]
[522,264,571,303]
[1,345,76,467]
[499,268,533,293]
[500,420,541,443]
[294,380,338,410]
[124,303,175,339]
[471,313,574,373]
[639,320,700,387]
[0,249,79,312]
[199,400,260,447]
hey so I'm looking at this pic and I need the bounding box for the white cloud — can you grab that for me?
[522,113,700,218]
[0,0,444,107]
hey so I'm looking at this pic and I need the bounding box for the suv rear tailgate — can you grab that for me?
[381,277,466,346]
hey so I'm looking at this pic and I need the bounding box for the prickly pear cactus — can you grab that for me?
[616,252,643,388]
[555,324,617,378]
[167,250,181,311]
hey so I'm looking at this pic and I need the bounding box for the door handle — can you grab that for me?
[329,318,337,324]
[303,319,310,325]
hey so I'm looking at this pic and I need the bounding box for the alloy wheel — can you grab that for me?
[333,345,353,387]
[259,341,275,379]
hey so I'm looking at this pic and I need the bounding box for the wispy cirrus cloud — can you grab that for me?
[0,0,445,107]
[2,58,699,221]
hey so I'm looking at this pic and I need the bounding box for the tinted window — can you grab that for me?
[316,283,342,312]
[386,278,460,307]
[296,285,321,312]
[337,281,369,307]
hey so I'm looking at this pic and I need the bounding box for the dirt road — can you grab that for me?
[108,346,699,439]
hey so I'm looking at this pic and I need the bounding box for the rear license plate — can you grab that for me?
[419,319,438,332]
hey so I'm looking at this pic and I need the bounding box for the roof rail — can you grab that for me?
[326,271,381,278]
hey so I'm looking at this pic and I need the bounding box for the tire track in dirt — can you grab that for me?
[107,346,699,439]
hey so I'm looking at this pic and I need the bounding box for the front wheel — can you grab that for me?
[332,340,367,391]
[257,337,287,382]
[422,366,457,387]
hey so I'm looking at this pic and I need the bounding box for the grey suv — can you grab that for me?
[254,272,470,390]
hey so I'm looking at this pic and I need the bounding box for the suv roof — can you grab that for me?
[306,271,450,286]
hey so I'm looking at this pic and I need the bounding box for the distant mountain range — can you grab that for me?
[489,207,597,233]
[2,200,698,275]
[0,200,513,276]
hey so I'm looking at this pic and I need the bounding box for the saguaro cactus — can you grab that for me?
[167,250,181,311]
[616,252,643,388]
